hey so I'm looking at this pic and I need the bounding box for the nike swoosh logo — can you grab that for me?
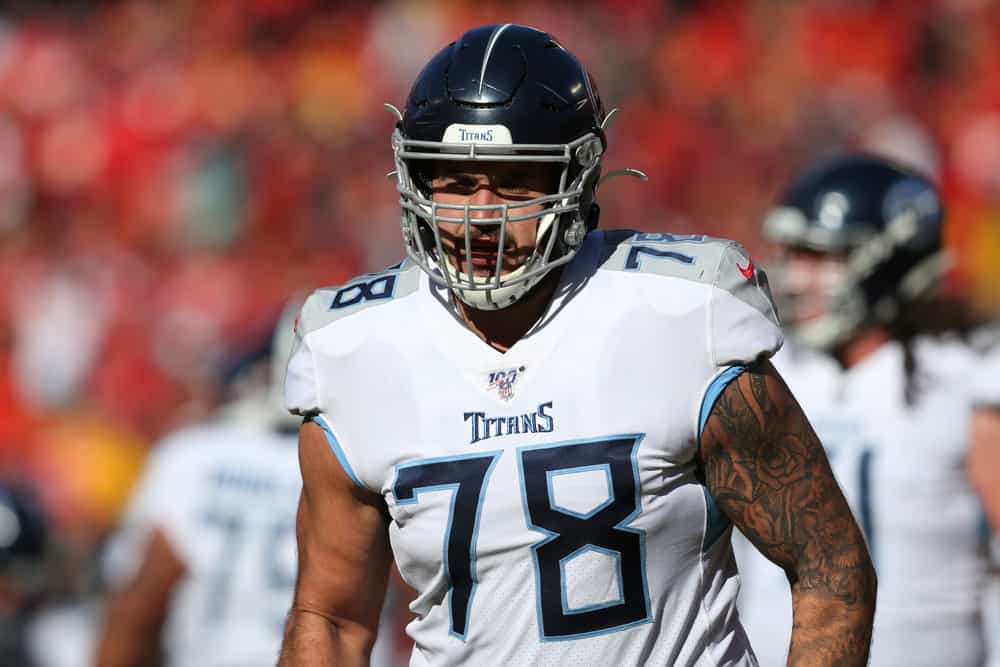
[737,258,754,280]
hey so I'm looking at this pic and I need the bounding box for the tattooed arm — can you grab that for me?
[700,359,876,667]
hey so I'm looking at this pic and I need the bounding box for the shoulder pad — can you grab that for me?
[599,229,780,325]
[294,259,421,336]
[600,231,726,281]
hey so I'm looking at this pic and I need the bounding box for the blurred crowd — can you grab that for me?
[0,0,999,661]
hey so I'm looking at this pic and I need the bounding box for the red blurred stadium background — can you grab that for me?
[0,0,998,617]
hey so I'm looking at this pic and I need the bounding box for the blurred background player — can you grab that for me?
[94,299,305,666]
[735,153,996,667]
[95,298,413,667]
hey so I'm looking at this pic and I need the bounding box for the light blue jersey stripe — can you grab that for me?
[697,365,746,551]
[308,414,363,488]
[698,366,747,436]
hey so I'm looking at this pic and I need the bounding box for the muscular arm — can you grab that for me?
[94,527,185,667]
[278,420,393,667]
[969,406,1000,533]
[700,360,876,667]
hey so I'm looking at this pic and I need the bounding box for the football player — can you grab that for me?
[94,302,306,667]
[736,153,994,667]
[279,25,875,667]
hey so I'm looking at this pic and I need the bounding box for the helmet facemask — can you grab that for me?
[392,127,603,310]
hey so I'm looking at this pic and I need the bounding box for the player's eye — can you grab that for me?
[496,182,536,197]
[434,174,480,194]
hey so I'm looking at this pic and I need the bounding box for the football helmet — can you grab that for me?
[219,296,305,433]
[763,153,948,351]
[0,482,49,603]
[391,24,606,310]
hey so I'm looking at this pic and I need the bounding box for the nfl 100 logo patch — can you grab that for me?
[487,366,525,401]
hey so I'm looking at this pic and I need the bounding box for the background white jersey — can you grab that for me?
[737,336,990,667]
[286,230,783,667]
[104,413,301,667]
[732,342,840,667]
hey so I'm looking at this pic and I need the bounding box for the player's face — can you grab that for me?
[773,247,849,327]
[429,161,558,280]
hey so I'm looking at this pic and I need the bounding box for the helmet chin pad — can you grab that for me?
[452,271,544,310]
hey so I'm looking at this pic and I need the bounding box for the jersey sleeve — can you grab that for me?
[708,242,783,367]
[284,292,327,416]
[283,291,369,489]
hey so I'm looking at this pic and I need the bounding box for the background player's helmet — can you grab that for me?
[0,483,49,606]
[763,153,947,351]
[219,295,304,433]
[392,24,606,310]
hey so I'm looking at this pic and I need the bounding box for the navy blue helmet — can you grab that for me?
[0,485,46,570]
[763,153,948,350]
[391,24,607,310]
[0,483,49,605]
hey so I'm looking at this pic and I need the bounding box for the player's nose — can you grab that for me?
[466,186,504,223]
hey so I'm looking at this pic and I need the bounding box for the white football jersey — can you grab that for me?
[737,336,990,667]
[105,417,301,667]
[286,230,783,667]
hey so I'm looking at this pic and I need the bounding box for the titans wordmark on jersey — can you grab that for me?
[286,230,783,666]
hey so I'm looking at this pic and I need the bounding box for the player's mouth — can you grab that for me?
[465,243,501,268]
[444,240,526,277]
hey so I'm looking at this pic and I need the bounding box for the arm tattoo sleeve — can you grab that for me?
[700,360,876,665]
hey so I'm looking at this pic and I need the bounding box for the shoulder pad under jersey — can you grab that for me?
[294,259,422,336]
[599,230,779,324]
[599,230,782,366]
[285,259,422,418]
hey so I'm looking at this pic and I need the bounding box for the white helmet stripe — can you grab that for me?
[478,24,513,98]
